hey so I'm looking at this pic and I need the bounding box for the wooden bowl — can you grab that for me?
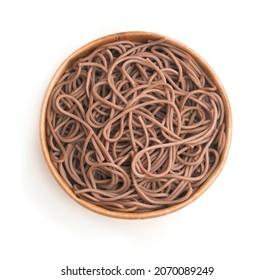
[40,31,232,219]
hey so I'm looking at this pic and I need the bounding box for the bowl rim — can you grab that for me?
[40,31,232,219]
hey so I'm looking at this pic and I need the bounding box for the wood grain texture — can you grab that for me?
[40,31,232,219]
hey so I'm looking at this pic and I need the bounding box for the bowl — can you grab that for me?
[40,31,232,219]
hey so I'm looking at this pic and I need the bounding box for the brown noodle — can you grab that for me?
[46,38,226,212]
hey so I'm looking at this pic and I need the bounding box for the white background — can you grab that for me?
[1,0,274,279]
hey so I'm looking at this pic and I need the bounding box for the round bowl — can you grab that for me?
[40,31,232,219]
